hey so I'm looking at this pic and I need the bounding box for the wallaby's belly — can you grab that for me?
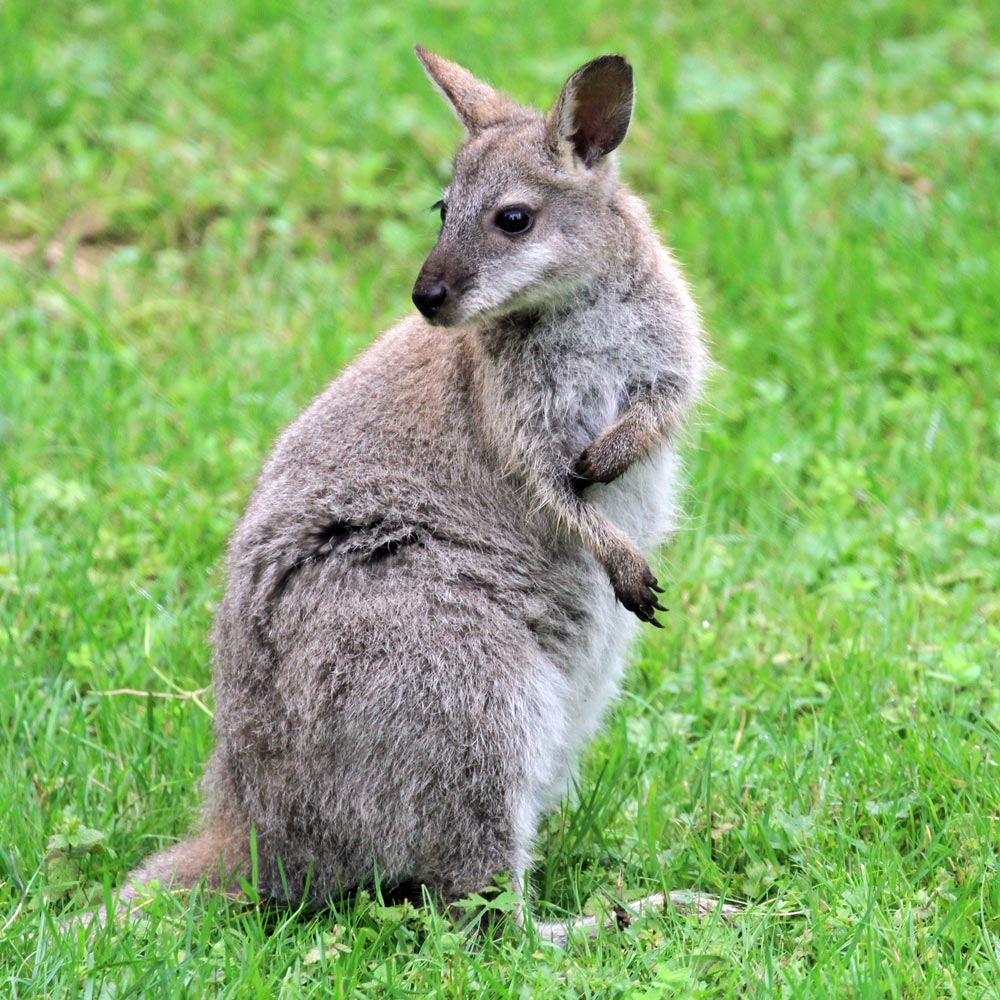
[592,441,682,548]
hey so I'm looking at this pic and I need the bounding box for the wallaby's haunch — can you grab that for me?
[109,48,714,941]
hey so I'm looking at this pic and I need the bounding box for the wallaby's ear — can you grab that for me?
[546,55,634,168]
[414,45,521,133]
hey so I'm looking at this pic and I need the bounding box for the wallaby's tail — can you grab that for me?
[90,817,248,927]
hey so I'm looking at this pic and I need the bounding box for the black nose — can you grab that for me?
[412,281,448,319]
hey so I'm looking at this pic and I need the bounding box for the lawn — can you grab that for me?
[2,0,999,996]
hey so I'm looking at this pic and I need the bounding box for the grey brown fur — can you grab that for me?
[114,48,709,938]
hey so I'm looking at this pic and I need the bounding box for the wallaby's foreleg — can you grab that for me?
[530,471,666,624]
[549,385,692,624]
[572,383,688,490]
[524,385,689,623]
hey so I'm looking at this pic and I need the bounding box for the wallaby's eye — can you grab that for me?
[431,199,447,223]
[494,206,533,235]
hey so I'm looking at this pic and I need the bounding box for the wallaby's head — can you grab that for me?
[411,47,635,327]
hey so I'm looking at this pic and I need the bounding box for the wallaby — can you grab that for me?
[103,48,717,942]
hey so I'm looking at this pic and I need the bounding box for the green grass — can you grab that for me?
[2,0,999,996]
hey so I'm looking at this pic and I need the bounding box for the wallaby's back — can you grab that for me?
[110,47,707,932]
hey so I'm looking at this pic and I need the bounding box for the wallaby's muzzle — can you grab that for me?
[412,278,449,320]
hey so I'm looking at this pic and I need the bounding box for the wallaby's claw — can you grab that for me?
[633,605,664,628]
[613,562,668,627]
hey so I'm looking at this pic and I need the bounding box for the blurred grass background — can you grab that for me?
[2,1,999,996]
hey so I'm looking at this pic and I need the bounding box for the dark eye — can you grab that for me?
[494,206,533,235]
[431,199,447,223]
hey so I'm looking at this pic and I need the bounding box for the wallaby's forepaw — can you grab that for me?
[571,438,631,493]
[608,554,667,627]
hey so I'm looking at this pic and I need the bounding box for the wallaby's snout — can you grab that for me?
[411,275,449,320]
[412,244,471,325]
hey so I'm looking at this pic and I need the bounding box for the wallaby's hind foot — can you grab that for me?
[530,890,743,947]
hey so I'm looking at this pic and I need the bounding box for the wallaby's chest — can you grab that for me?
[551,376,623,459]
[519,316,656,456]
